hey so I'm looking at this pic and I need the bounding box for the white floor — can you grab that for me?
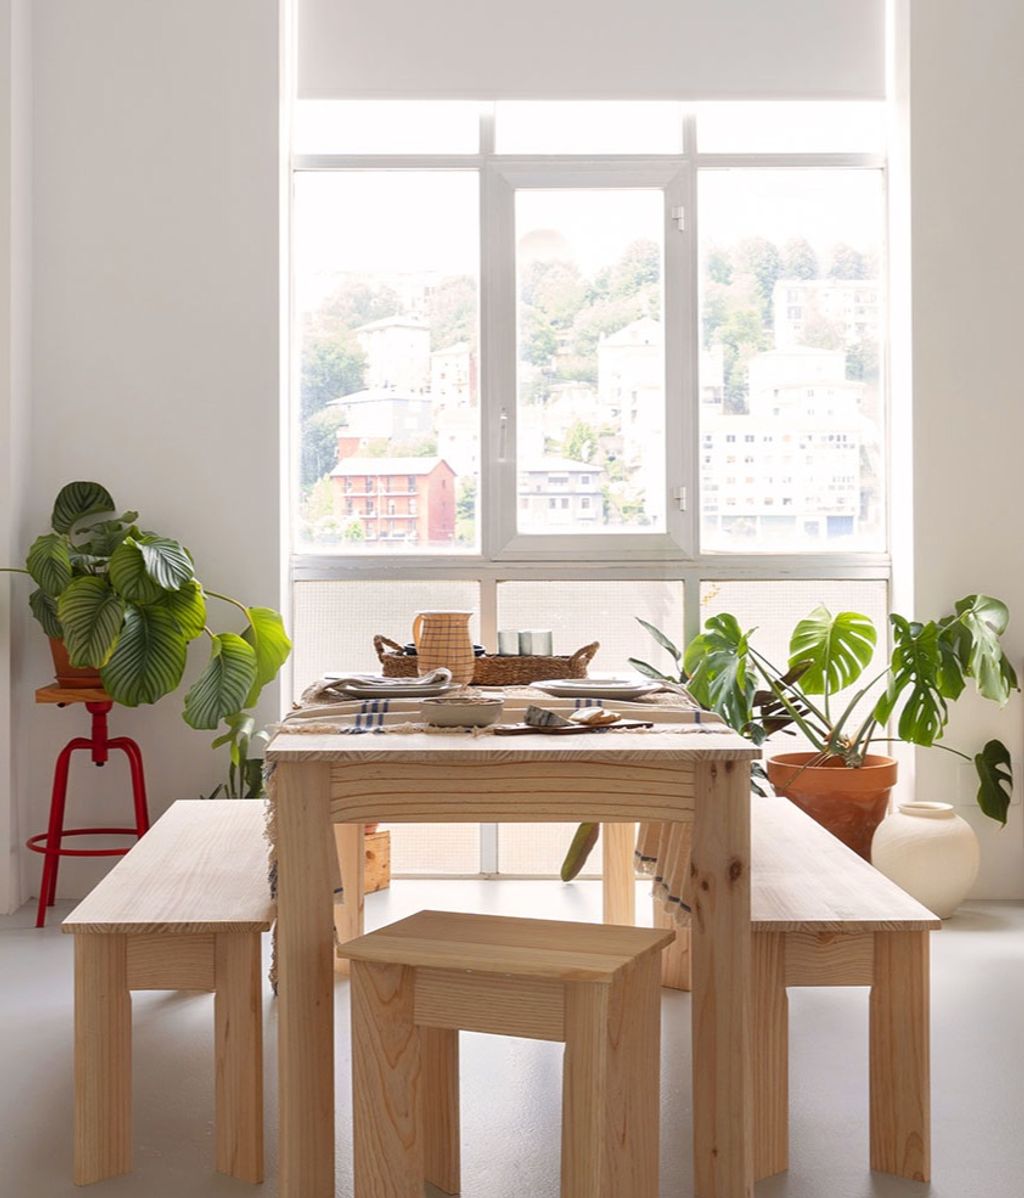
[1,881,1022,1197]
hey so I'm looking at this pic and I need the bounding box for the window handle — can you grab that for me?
[498,406,510,461]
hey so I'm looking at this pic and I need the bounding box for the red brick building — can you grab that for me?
[330,455,456,546]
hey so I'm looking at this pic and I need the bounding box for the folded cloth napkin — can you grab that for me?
[317,668,452,694]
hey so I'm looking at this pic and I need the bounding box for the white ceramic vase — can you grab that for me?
[870,801,980,919]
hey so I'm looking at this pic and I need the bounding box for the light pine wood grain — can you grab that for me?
[74,935,132,1185]
[753,932,788,1182]
[561,954,661,1198]
[414,968,566,1041]
[654,898,692,992]
[337,909,673,983]
[784,930,875,986]
[333,821,365,976]
[365,828,391,893]
[752,796,940,932]
[421,1025,460,1195]
[351,962,423,1198]
[691,759,754,1198]
[215,932,264,1184]
[36,684,109,704]
[602,822,636,926]
[870,931,931,1181]
[125,932,216,991]
[276,762,336,1198]
[62,801,274,936]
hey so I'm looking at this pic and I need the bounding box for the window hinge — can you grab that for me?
[671,205,686,232]
[673,485,688,511]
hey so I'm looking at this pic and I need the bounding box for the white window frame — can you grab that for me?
[289,105,891,875]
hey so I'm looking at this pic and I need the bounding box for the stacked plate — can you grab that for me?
[531,676,662,700]
[323,672,453,699]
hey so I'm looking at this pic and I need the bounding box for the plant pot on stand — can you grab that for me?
[49,638,103,689]
[766,752,898,860]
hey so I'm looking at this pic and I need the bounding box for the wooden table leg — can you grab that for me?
[601,821,636,926]
[690,760,754,1198]
[334,821,366,975]
[869,931,930,1181]
[276,762,336,1198]
[215,931,264,1183]
[753,932,788,1181]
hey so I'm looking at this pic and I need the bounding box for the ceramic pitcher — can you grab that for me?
[412,610,476,685]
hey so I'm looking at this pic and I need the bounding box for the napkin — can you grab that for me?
[319,668,453,694]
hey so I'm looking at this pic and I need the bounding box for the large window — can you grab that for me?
[290,101,889,875]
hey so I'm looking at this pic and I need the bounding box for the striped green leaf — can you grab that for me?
[109,538,165,604]
[50,481,115,534]
[157,580,206,641]
[138,536,193,592]
[100,605,187,706]
[241,606,292,706]
[29,589,63,639]
[26,533,72,598]
[183,633,257,730]
[57,577,125,668]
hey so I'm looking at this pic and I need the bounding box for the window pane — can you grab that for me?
[496,102,683,155]
[498,822,602,877]
[496,580,683,676]
[697,102,885,154]
[515,190,666,535]
[290,579,480,697]
[388,824,481,875]
[294,101,480,155]
[698,170,885,552]
[294,171,480,552]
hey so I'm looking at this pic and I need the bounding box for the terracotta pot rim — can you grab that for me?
[767,751,897,773]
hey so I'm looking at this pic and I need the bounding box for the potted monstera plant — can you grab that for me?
[667,598,1016,857]
[2,481,290,786]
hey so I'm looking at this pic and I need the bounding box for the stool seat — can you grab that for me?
[340,909,672,982]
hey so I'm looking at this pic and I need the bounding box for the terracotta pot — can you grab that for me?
[49,638,103,689]
[766,752,897,860]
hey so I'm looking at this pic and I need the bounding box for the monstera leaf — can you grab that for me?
[26,533,72,598]
[241,606,292,706]
[875,616,947,747]
[50,481,115,535]
[57,576,124,668]
[788,606,876,696]
[183,633,258,731]
[940,595,1018,705]
[100,605,188,706]
[975,739,1013,825]
[683,613,755,733]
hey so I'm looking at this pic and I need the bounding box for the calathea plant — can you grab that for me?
[2,481,290,794]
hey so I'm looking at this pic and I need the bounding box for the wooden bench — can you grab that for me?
[337,909,675,1198]
[62,799,275,1186]
[654,793,941,1184]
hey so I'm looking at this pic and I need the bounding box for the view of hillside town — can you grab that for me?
[295,171,883,552]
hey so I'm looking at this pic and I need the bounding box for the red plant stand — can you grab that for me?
[27,685,150,927]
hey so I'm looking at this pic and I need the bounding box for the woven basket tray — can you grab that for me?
[373,635,599,685]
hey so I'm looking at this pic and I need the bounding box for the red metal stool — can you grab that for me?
[28,685,150,927]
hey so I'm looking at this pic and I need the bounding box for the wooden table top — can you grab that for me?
[266,728,761,764]
[36,684,110,704]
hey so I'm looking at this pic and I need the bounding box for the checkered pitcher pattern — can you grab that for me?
[412,610,476,684]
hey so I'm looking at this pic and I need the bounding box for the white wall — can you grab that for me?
[15,0,282,905]
[0,0,32,913]
[898,0,1024,897]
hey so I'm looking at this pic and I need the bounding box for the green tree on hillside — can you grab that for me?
[782,238,819,280]
[828,243,869,280]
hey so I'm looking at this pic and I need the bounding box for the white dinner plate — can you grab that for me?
[531,678,662,700]
[328,681,454,699]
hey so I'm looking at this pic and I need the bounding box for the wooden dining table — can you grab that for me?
[266,727,761,1198]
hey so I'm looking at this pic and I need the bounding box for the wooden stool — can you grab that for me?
[337,910,674,1198]
[63,801,275,1186]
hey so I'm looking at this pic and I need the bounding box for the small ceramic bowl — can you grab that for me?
[422,696,504,728]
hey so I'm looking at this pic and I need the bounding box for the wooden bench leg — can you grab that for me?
[351,961,423,1198]
[653,897,691,991]
[421,1025,460,1195]
[561,954,660,1198]
[74,934,132,1185]
[601,822,636,926]
[870,931,931,1181]
[215,932,264,1183]
[753,932,788,1180]
[334,821,366,976]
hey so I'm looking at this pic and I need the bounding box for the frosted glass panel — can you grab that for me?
[291,579,480,699]
[497,102,683,154]
[498,821,602,878]
[497,580,684,676]
[387,823,480,875]
[697,101,885,153]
